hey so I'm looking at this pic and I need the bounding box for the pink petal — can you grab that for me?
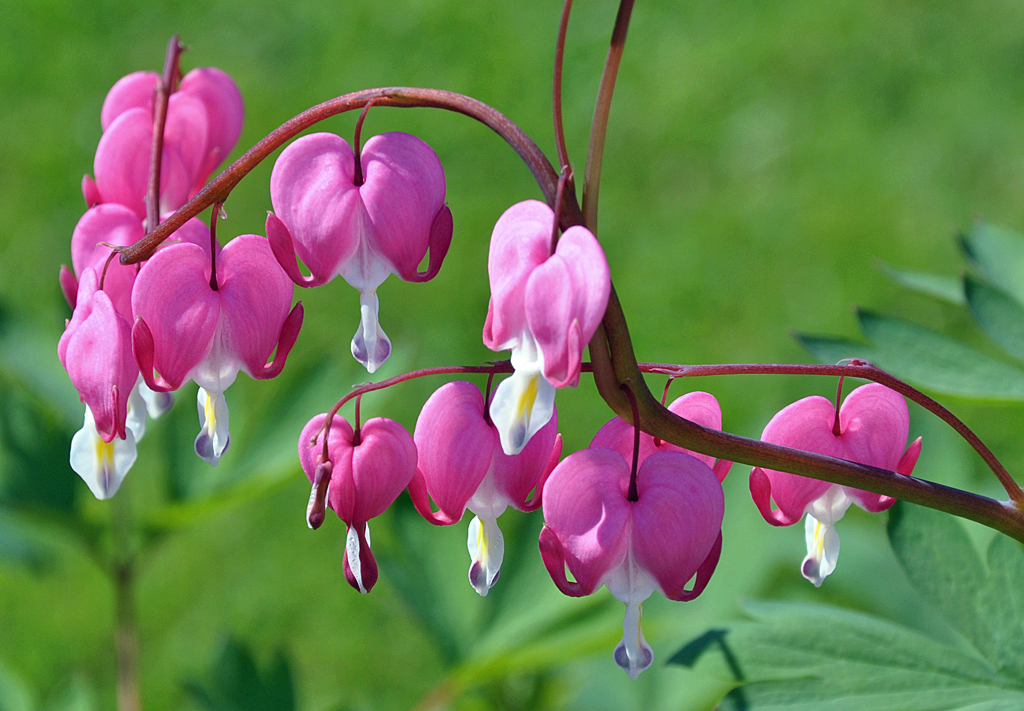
[413,381,495,523]
[131,243,220,390]
[630,451,724,601]
[483,200,553,351]
[101,71,158,130]
[491,405,561,510]
[331,417,418,524]
[541,447,631,596]
[358,132,448,281]
[71,204,145,320]
[94,107,151,219]
[754,395,840,522]
[215,235,295,379]
[179,67,244,191]
[269,133,363,284]
[524,225,610,387]
[59,270,137,442]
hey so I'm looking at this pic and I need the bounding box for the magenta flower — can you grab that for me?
[540,448,724,678]
[299,414,417,593]
[591,390,732,482]
[267,131,452,373]
[408,381,562,595]
[483,200,610,455]
[132,235,303,465]
[750,383,922,586]
[89,68,243,220]
[58,268,143,498]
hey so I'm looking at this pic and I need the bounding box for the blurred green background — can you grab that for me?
[3,0,1024,709]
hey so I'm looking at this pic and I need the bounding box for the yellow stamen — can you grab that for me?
[94,437,115,468]
[203,390,216,430]
[516,374,540,422]
[814,520,824,555]
[477,519,488,557]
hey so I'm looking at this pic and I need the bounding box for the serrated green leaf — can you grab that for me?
[857,310,1024,401]
[794,333,880,366]
[889,502,1024,682]
[672,600,1024,711]
[880,263,965,305]
[960,223,1024,306]
[965,277,1024,363]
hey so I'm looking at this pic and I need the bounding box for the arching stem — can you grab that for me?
[146,35,183,233]
[553,0,574,173]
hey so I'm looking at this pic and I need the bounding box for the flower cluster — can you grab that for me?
[58,60,303,496]
[59,45,930,683]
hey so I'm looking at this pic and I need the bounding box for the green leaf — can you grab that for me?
[960,223,1024,306]
[889,502,1024,681]
[183,637,295,711]
[856,310,1024,401]
[965,277,1024,363]
[671,600,1024,710]
[879,263,965,305]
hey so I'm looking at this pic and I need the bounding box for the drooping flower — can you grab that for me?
[408,381,562,595]
[88,68,244,219]
[591,390,733,482]
[483,200,610,455]
[299,413,417,593]
[58,268,138,444]
[58,267,150,499]
[267,131,452,373]
[750,382,922,586]
[540,448,724,679]
[132,235,303,465]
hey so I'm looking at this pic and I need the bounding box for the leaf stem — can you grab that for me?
[581,0,635,233]
[552,0,574,173]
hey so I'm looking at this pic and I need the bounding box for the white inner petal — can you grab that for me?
[69,406,137,500]
[489,335,556,455]
[194,387,231,466]
[346,524,368,594]
[466,514,505,597]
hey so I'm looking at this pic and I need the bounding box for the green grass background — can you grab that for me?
[3,0,1024,708]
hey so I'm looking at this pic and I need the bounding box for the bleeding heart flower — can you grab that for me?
[750,383,922,586]
[267,131,452,373]
[483,200,610,455]
[591,390,733,482]
[540,447,724,679]
[89,67,243,220]
[408,380,562,595]
[132,234,303,465]
[299,413,417,593]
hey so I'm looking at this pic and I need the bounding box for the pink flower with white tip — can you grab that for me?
[58,267,144,499]
[483,200,610,455]
[131,235,303,466]
[591,390,733,482]
[267,131,452,373]
[540,447,724,679]
[299,413,417,594]
[750,382,922,587]
[408,380,562,596]
[85,68,243,219]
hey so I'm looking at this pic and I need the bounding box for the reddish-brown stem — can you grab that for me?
[146,36,184,233]
[99,249,119,291]
[621,381,641,502]
[832,375,845,436]
[484,372,496,426]
[118,88,583,265]
[352,99,377,187]
[582,0,635,233]
[589,288,1024,543]
[209,202,222,291]
[553,0,574,172]
[550,168,571,254]
[638,360,1023,505]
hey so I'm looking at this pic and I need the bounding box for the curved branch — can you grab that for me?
[119,87,584,264]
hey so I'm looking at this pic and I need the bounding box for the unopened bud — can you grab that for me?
[306,457,333,529]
